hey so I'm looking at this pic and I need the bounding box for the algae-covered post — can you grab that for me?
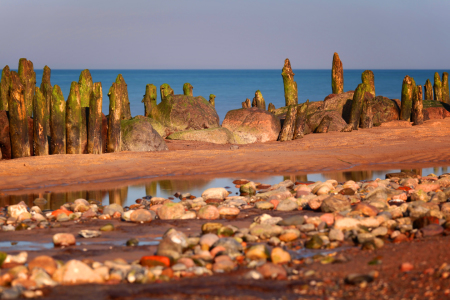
[33,87,49,156]
[281,58,298,106]
[252,90,266,110]
[41,66,52,119]
[18,58,36,118]
[107,82,122,153]
[293,100,309,139]
[412,84,424,126]
[66,82,83,154]
[242,98,251,108]
[331,53,343,94]
[278,105,296,141]
[209,94,216,107]
[78,69,93,108]
[442,72,449,104]
[417,85,423,101]
[361,70,375,97]
[434,72,442,101]
[88,83,103,154]
[349,83,368,130]
[400,75,414,121]
[116,74,131,120]
[268,103,275,113]
[160,84,174,102]
[50,85,66,155]
[424,79,433,100]
[0,66,11,111]
[142,84,157,118]
[8,71,30,158]
[183,83,193,96]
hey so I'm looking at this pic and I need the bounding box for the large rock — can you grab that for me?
[307,110,347,132]
[167,127,237,144]
[150,94,219,132]
[121,116,168,152]
[422,100,450,121]
[323,91,354,122]
[222,107,281,143]
[371,96,400,126]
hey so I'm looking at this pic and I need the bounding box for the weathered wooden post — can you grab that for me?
[278,105,297,141]
[88,83,103,154]
[0,66,11,111]
[400,75,414,121]
[424,79,433,100]
[412,84,424,126]
[66,82,83,154]
[78,70,92,154]
[40,66,52,119]
[417,85,423,101]
[434,72,442,101]
[293,100,309,139]
[268,103,276,113]
[142,84,157,118]
[252,90,266,110]
[349,83,368,130]
[281,58,298,106]
[107,82,122,153]
[332,53,343,94]
[33,87,49,156]
[8,71,30,158]
[442,72,449,104]
[242,98,251,108]
[160,84,174,102]
[209,94,216,107]
[360,96,373,129]
[183,83,193,96]
[18,58,36,118]
[361,70,375,97]
[50,85,66,154]
[116,74,131,120]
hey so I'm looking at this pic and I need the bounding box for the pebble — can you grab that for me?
[53,233,76,247]
[157,202,185,220]
[198,205,220,220]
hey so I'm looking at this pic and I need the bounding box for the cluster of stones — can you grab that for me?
[2,171,450,296]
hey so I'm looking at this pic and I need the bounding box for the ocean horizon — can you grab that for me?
[6,68,449,122]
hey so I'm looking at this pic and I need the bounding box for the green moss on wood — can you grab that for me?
[434,72,442,101]
[33,87,49,156]
[209,94,216,107]
[361,70,375,97]
[78,69,93,108]
[142,84,157,118]
[160,83,174,102]
[66,82,82,154]
[0,66,11,111]
[350,83,370,129]
[400,75,414,121]
[331,53,344,94]
[50,85,66,154]
[40,65,52,123]
[442,72,449,104]
[252,90,266,110]
[281,58,298,106]
[183,83,193,96]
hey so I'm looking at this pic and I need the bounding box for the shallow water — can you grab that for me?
[2,166,448,210]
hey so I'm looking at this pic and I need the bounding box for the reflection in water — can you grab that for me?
[2,166,450,209]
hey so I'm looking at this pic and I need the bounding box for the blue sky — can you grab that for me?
[1,0,449,69]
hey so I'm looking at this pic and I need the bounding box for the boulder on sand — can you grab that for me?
[222,107,281,143]
[0,110,11,159]
[371,96,400,126]
[322,91,354,123]
[167,127,237,144]
[121,116,168,152]
[149,90,220,132]
[307,110,347,132]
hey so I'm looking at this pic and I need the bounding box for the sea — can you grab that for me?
[24,69,449,123]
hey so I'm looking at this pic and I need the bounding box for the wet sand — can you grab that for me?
[1,119,450,194]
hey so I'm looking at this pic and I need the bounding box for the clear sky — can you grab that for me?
[1,0,449,69]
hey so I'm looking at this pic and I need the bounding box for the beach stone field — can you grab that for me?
[1,171,450,299]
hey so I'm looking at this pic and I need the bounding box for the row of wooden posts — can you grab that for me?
[0,58,132,159]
